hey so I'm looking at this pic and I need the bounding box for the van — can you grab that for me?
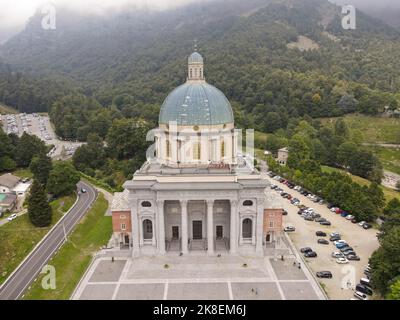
[356,284,373,296]
[360,278,371,288]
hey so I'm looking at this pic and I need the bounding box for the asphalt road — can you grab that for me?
[0,181,97,300]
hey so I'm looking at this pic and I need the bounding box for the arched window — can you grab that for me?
[166,140,171,158]
[242,218,252,238]
[221,139,225,158]
[141,201,152,208]
[143,219,153,240]
[200,68,203,78]
[243,200,253,206]
[193,142,201,160]
[190,69,193,78]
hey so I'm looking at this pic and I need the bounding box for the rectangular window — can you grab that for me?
[269,221,274,228]
[121,223,126,231]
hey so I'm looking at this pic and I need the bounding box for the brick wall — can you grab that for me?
[263,209,283,233]
[112,210,132,233]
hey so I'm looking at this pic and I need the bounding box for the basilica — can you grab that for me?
[111,51,283,256]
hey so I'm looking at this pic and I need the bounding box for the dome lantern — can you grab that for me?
[188,52,205,82]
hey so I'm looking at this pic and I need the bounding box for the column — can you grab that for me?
[207,200,214,255]
[256,198,264,255]
[157,200,166,254]
[230,200,238,254]
[181,200,188,254]
[131,199,140,257]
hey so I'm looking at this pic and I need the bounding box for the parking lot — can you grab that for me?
[263,173,380,300]
[1,113,83,159]
[72,255,325,300]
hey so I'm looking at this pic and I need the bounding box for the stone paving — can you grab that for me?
[72,254,326,300]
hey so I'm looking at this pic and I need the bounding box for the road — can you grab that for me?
[0,181,97,300]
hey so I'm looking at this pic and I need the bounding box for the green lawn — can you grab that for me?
[320,114,400,144]
[12,168,33,179]
[321,166,399,202]
[364,146,400,176]
[23,194,111,300]
[0,193,77,285]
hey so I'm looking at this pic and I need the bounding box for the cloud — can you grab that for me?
[0,0,206,42]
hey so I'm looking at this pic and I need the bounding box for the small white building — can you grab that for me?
[277,148,289,165]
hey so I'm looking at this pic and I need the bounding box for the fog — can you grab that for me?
[1,0,399,43]
[0,0,208,43]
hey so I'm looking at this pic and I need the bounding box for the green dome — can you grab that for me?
[159,82,234,126]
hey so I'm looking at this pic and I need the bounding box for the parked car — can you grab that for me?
[336,243,349,249]
[356,284,373,296]
[304,216,314,221]
[340,246,354,252]
[316,231,327,237]
[332,251,344,258]
[336,257,349,264]
[351,218,358,224]
[270,184,278,190]
[282,210,288,216]
[346,215,354,220]
[316,271,333,279]
[300,247,313,253]
[318,239,329,245]
[315,217,326,223]
[320,221,331,226]
[347,255,361,261]
[343,251,357,257]
[360,278,372,288]
[330,235,341,242]
[354,291,368,300]
[334,240,347,246]
[304,251,317,258]
[284,226,296,232]
[7,213,17,221]
[358,221,366,227]
[331,232,341,238]
[363,223,372,230]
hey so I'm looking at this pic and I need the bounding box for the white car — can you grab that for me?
[354,291,368,300]
[346,215,354,220]
[334,240,347,246]
[331,232,341,237]
[7,214,17,221]
[336,257,349,264]
[284,226,296,232]
[294,186,301,191]
[332,251,344,258]
[358,221,366,227]
[330,207,337,212]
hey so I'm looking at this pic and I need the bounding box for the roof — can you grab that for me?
[0,193,17,206]
[111,190,130,211]
[188,52,203,64]
[14,183,31,193]
[159,82,234,126]
[0,173,20,189]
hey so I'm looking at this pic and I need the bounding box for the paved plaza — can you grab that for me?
[72,254,325,300]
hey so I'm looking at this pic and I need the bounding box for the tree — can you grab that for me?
[47,162,80,197]
[384,198,400,216]
[14,133,47,167]
[29,153,53,185]
[337,142,358,169]
[73,133,106,172]
[265,135,285,155]
[387,279,400,300]
[27,179,52,227]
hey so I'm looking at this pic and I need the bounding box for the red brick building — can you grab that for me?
[263,209,283,243]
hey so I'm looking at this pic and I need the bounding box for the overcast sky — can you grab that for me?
[0,0,399,43]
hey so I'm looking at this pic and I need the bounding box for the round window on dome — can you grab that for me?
[193,125,199,131]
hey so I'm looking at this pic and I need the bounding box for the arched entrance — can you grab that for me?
[143,219,153,240]
[242,218,252,239]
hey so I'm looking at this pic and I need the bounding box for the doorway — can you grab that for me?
[172,226,179,239]
[192,221,203,240]
[216,226,223,239]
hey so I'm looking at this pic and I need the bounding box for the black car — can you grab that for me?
[343,251,357,257]
[281,192,288,198]
[317,239,329,245]
[340,246,353,252]
[315,217,326,223]
[347,255,361,261]
[363,223,372,230]
[304,216,314,221]
[356,284,373,296]
[304,251,317,258]
[316,231,327,237]
[320,221,331,226]
[330,236,341,242]
[300,247,313,253]
[297,210,303,215]
[270,185,278,190]
[282,210,288,216]
[316,271,333,279]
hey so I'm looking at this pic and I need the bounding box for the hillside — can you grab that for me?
[0,0,399,131]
